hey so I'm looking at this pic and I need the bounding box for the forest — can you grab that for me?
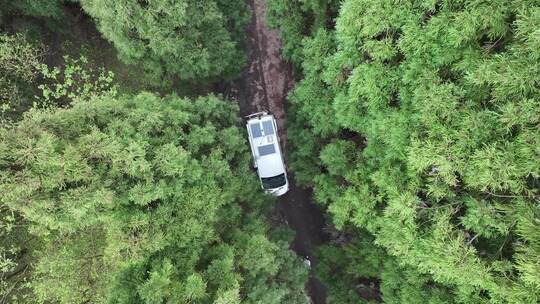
[1,1,539,304]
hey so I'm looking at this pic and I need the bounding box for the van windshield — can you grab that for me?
[261,173,286,189]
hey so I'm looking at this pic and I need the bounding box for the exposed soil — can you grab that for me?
[223,1,330,303]
[228,0,291,147]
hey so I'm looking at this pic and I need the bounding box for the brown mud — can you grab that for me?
[222,1,330,303]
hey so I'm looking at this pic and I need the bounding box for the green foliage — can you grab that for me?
[38,55,117,107]
[267,0,340,65]
[0,93,309,303]
[0,33,44,121]
[317,231,458,304]
[81,0,250,85]
[1,36,116,122]
[0,0,65,23]
[282,0,540,302]
[0,207,36,303]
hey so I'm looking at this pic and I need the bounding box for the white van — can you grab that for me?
[246,112,289,196]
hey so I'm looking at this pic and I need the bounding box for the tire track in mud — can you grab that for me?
[222,1,330,303]
[249,0,290,151]
[231,0,292,151]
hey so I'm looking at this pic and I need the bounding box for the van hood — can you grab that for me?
[257,153,285,178]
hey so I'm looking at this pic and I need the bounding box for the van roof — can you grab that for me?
[247,115,285,178]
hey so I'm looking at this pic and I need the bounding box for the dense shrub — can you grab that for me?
[272,0,540,302]
[0,93,309,303]
[81,0,250,85]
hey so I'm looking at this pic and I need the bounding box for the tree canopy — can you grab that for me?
[269,0,540,302]
[81,0,250,84]
[2,0,540,302]
[0,93,308,303]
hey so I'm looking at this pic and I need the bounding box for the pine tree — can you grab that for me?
[0,93,309,303]
[271,0,540,302]
[81,0,250,84]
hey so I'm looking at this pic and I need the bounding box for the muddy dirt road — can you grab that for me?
[225,1,330,303]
